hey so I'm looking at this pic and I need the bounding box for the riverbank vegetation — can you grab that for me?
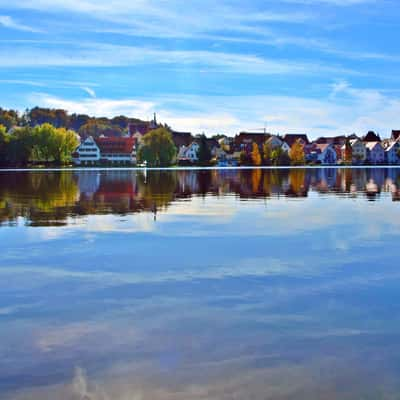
[0,123,79,166]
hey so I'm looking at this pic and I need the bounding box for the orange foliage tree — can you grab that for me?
[289,139,305,165]
[251,142,262,166]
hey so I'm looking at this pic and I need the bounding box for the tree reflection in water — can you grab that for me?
[1,167,399,226]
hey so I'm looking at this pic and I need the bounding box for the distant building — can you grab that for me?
[96,136,137,164]
[305,143,337,164]
[72,136,100,164]
[316,143,337,164]
[345,138,367,164]
[384,141,400,164]
[171,131,193,148]
[177,142,200,163]
[365,141,385,164]
[315,135,346,146]
[218,136,234,151]
[73,135,136,165]
[127,113,158,137]
[234,132,270,151]
[265,135,283,149]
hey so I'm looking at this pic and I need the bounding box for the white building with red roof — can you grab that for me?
[73,136,137,165]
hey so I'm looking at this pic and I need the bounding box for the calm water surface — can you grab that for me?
[1,168,400,399]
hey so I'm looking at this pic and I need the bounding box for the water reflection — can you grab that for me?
[1,168,400,399]
[1,168,400,226]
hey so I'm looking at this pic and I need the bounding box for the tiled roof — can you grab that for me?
[172,131,193,147]
[95,137,135,154]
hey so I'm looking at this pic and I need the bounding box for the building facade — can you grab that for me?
[73,136,136,165]
[365,142,385,164]
[72,136,101,164]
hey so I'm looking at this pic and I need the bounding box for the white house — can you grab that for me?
[365,141,385,164]
[350,139,367,164]
[281,141,291,153]
[265,135,283,149]
[340,139,367,164]
[73,136,136,165]
[178,142,200,163]
[72,136,101,164]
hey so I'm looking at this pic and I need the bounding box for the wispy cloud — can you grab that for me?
[81,86,96,98]
[0,79,46,87]
[26,84,400,137]
[0,15,42,32]
[0,41,358,78]
[29,92,155,119]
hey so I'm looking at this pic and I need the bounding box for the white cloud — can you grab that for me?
[0,15,41,32]
[0,41,357,78]
[23,82,400,137]
[28,93,155,119]
[0,0,395,64]
[81,86,96,98]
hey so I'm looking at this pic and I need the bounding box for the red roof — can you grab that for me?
[95,137,135,154]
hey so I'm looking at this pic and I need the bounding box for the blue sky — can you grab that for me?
[1,0,400,137]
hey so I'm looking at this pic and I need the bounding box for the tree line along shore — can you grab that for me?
[1,107,399,167]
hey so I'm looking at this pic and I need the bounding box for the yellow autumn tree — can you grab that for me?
[251,142,262,166]
[251,168,261,193]
[289,139,305,165]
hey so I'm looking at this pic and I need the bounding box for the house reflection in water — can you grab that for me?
[1,167,400,226]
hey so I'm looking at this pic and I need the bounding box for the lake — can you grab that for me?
[1,167,400,399]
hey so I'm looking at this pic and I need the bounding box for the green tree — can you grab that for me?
[0,124,10,164]
[263,142,272,165]
[239,150,252,166]
[32,123,56,162]
[137,127,176,167]
[53,127,79,163]
[197,135,212,165]
[271,147,290,166]
[7,126,34,165]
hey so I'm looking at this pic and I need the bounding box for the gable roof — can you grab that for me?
[95,137,135,154]
[363,131,381,142]
[235,132,270,145]
[171,131,193,148]
[392,130,400,141]
[315,136,346,145]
